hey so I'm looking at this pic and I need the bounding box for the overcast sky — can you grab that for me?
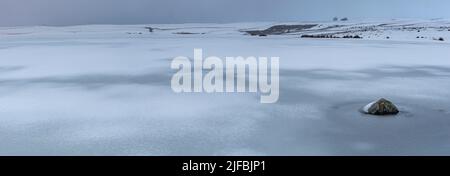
[1,0,450,26]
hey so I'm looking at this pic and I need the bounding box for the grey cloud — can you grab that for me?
[1,0,450,26]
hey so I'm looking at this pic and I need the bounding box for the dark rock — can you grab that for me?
[173,32,205,35]
[145,27,154,32]
[301,34,361,39]
[245,24,317,36]
[362,98,400,115]
[343,35,362,39]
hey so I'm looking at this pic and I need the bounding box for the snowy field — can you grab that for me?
[1,19,450,155]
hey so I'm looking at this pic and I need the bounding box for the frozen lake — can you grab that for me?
[1,20,450,155]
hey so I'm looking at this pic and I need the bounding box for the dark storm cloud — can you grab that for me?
[1,0,450,26]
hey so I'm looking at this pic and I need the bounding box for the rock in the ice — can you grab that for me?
[362,98,399,115]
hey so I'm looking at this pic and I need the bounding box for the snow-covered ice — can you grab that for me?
[1,19,450,155]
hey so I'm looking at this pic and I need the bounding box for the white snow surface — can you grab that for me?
[362,101,376,113]
[1,19,450,155]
